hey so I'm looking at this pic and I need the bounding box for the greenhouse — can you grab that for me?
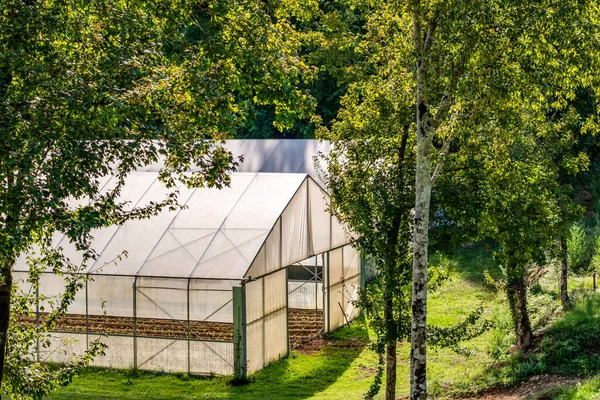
[14,140,363,378]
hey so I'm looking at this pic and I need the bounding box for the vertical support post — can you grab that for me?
[326,251,331,333]
[133,276,138,371]
[285,268,289,354]
[306,179,311,255]
[85,275,89,351]
[35,280,40,362]
[261,277,265,368]
[187,278,191,375]
[233,285,247,381]
[314,263,318,312]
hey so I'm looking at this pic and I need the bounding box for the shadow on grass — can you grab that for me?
[228,319,370,399]
[446,293,600,397]
[48,319,370,400]
[433,242,501,290]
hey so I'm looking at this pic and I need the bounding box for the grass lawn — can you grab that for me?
[47,245,597,399]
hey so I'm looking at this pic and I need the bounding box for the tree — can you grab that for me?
[0,0,313,396]
[310,0,599,397]
[311,6,416,397]
[555,91,600,309]
[437,98,594,350]
[319,116,414,400]
[406,2,599,397]
[314,7,487,397]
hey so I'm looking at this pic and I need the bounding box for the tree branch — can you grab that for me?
[430,133,453,187]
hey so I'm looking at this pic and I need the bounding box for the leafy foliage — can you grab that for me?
[0,0,315,397]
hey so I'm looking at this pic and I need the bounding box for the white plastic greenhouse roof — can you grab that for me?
[139,139,332,184]
[15,140,350,280]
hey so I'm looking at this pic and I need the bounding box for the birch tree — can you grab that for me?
[408,2,599,397]
[309,1,600,398]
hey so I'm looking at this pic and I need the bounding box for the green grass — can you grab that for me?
[552,376,600,400]
[47,244,502,399]
[46,244,599,399]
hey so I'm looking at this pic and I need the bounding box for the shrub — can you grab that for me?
[488,306,514,361]
[568,222,597,273]
[528,292,561,332]
[539,293,600,375]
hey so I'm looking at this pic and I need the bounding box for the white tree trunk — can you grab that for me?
[410,100,433,400]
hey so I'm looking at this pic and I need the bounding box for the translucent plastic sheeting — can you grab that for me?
[324,244,361,333]
[137,140,333,188]
[39,333,135,370]
[14,173,310,281]
[308,179,331,255]
[39,332,233,374]
[189,279,235,323]
[88,275,135,317]
[137,337,188,372]
[90,335,136,369]
[281,180,308,266]
[329,247,344,286]
[288,282,323,310]
[38,332,88,364]
[246,177,352,280]
[189,341,235,375]
[136,277,188,320]
[327,282,346,331]
[343,245,361,280]
[245,268,287,374]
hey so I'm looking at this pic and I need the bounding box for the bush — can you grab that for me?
[553,375,600,400]
[568,222,598,273]
[539,293,600,375]
[488,306,514,361]
[528,292,561,332]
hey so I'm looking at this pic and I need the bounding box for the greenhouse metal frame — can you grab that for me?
[15,140,362,378]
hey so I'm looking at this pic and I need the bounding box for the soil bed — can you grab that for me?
[18,308,325,344]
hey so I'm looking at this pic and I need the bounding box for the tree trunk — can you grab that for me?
[410,115,432,400]
[384,279,397,400]
[385,338,397,400]
[0,267,13,388]
[410,8,436,399]
[506,274,532,351]
[384,215,401,400]
[560,236,570,309]
[384,276,397,400]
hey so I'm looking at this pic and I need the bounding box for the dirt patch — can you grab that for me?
[454,375,582,400]
[18,313,234,341]
[18,308,326,344]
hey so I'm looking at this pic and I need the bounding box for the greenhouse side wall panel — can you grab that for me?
[189,341,234,375]
[246,320,264,374]
[263,269,287,365]
[328,281,345,331]
[325,244,361,333]
[189,280,234,323]
[245,277,265,374]
[41,332,88,364]
[88,275,134,318]
[136,277,187,321]
[136,337,188,373]
[244,268,287,374]
[288,281,323,310]
[264,308,287,365]
[89,335,135,369]
[344,275,361,321]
